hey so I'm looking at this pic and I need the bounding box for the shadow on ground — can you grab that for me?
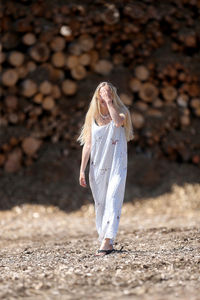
[0,140,199,212]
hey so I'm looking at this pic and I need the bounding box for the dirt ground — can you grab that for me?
[0,182,200,300]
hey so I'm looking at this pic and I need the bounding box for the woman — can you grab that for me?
[77,81,134,256]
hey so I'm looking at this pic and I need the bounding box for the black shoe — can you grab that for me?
[95,248,114,256]
[95,246,124,256]
[97,249,114,254]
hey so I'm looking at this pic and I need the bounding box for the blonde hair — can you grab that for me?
[76,81,134,146]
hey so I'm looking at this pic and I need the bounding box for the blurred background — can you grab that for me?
[0,0,200,213]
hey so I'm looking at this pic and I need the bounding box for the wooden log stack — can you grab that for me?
[0,0,200,172]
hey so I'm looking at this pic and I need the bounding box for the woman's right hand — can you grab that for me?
[79,171,87,188]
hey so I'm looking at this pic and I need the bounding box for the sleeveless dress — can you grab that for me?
[89,117,127,245]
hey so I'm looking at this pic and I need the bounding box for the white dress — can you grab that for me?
[89,118,127,245]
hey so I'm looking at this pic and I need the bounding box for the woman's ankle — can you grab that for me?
[100,238,113,249]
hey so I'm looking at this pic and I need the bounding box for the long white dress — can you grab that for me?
[89,117,127,245]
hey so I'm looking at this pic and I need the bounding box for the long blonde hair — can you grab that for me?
[76,81,134,146]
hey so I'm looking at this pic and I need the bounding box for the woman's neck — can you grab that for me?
[100,105,109,115]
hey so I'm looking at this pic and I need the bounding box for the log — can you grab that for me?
[51,52,66,68]
[71,65,87,80]
[178,72,187,82]
[22,33,37,45]
[190,98,200,109]
[129,78,142,92]
[93,59,113,75]
[131,111,145,129]
[79,53,91,66]
[22,137,42,156]
[161,86,177,102]
[42,96,55,110]
[190,98,200,117]
[29,43,50,62]
[78,34,94,52]
[119,93,133,106]
[180,115,190,126]
[135,65,150,81]
[26,61,37,72]
[101,5,120,25]
[39,81,52,95]
[8,113,19,124]
[52,85,61,99]
[66,55,79,69]
[50,36,66,52]
[8,51,25,67]
[2,69,19,86]
[62,79,77,95]
[33,93,43,104]
[21,79,37,97]
[139,82,158,102]
[185,34,197,48]
[134,101,148,111]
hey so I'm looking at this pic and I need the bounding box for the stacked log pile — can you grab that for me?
[0,0,200,173]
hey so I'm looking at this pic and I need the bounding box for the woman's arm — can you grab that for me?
[100,85,125,127]
[107,103,126,127]
[79,131,91,188]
